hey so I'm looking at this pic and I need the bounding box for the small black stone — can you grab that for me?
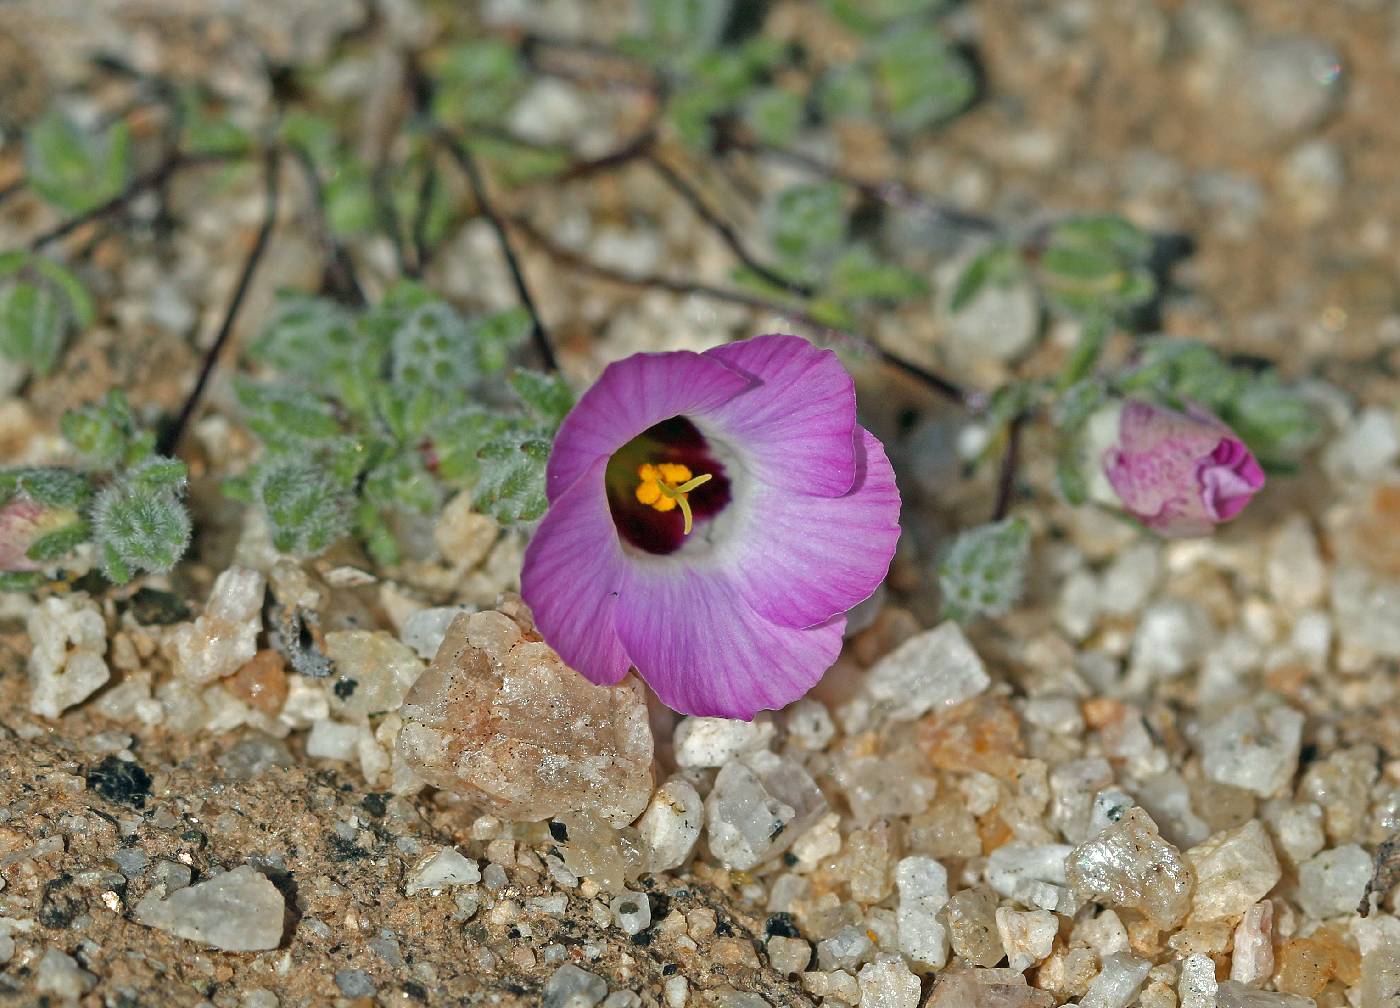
[86,756,152,809]
[662,963,678,976]
[360,793,388,818]
[548,820,569,843]
[126,587,192,625]
[765,912,800,938]
[333,677,358,699]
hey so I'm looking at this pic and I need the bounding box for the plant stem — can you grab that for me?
[289,145,366,307]
[512,214,979,410]
[645,152,814,297]
[991,414,1026,521]
[437,131,558,373]
[160,147,281,456]
[26,151,230,254]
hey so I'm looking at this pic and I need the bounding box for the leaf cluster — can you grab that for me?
[939,517,1031,623]
[230,285,573,565]
[1,391,190,590]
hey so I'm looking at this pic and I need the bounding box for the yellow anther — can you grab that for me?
[635,463,713,534]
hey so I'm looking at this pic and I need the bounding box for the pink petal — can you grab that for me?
[725,427,901,629]
[614,565,846,719]
[703,333,858,497]
[521,458,632,685]
[545,350,752,503]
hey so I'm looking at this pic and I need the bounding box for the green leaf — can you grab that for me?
[829,245,928,303]
[234,380,343,447]
[0,281,65,375]
[26,519,90,563]
[474,426,552,523]
[391,300,479,402]
[0,571,43,592]
[818,65,876,121]
[257,460,353,557]
[471,307,532,376]
[949,244,1020,314]
[510,370,575,431]
[61,391,141,469]
[23,109,131,214]
[873,26,974,134]
[91,481,191,583]
[431,40,526,126]
[124,457,188,495]
[0,467,91,509]
[1038,214,1157,320]
[430,408,503,487]
[939,517,1031,622]
[642,0,732,69]
[767,182,846,285]
[743,87,804,146]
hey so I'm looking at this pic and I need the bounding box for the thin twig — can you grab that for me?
[160,148,281,456]
[512,214,978,410]
[289,145,366,307]
[371,162,412,277]
[645,152,814,298]
[991,414,1026,521]
[26,152,228,253]
[409,158,439,278]
[0,178,24,213]
[722,130,1001,236]
[437,131,558,372]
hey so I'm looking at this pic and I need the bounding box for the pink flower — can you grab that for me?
[0,495,76,572]
[521,333,901,719]
[1102,399,1266,537]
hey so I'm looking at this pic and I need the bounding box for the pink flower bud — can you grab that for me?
[0,495,78,572]
[1100,399,1266,537]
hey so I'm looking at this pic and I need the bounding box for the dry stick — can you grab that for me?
[289,146,367,307]
[723,132,1002,236]
[0,178,24,213]
[991,413,1026,522]
[160,148,281,456]
[409,159,439,278]
[437,131,559,373]
[511,215,978,410]
[645,152,814,298]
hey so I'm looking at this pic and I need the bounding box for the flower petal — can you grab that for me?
[521,458,632,685]
[703,333,858,496]
[614,566,845,719]
[546,350,753,503]
[723,427,901,629]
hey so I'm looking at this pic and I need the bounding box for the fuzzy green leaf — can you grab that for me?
[474,427,552,523]
[91,481,191,583]
[510,370,575,431]
[0,281,65,375]
[258,460,354,557]
[0,467,91,509]
[874,26,974,134]
[940,517,1031,622]
[26,519,90,563]
[24,109,131,214]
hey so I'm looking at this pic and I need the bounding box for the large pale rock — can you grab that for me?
[27,594,109,718]
[396,609,653,827]
[1185,820,1281,924]
[168,566,264,684]
[133,865,284,951]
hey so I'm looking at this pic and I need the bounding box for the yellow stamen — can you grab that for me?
[635,463,713,534]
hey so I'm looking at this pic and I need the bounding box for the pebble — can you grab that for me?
[1197,701,1304,797]
[397,609,653,827]
[609,892,650,936]
[133,865,285,951]
[1235,35,1343,136]
[27,594,110,718]
[863,621,990,722]
[896,856,950,969]
[35,946,96,1001]
[704,750,826,871]
[635,776,703,872]
[767,935,811,974]
[1081,954,1152,1008]
[406,847,482,894]
[1230,901,1275,986]
[324,629,424,719]
[168,566,264,684]
[1065,809,1192,930]
[1296,845,1372,919]
[334,969,375,997]
[857,955,923,1008]
[938,250,1040,367]
[995,908,1059,973]
[672,716,773,768]
[400,605,472,660]
[1178,952,1218,1008]
[1215,980,1317,1008]
[1184,820,1281,923]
